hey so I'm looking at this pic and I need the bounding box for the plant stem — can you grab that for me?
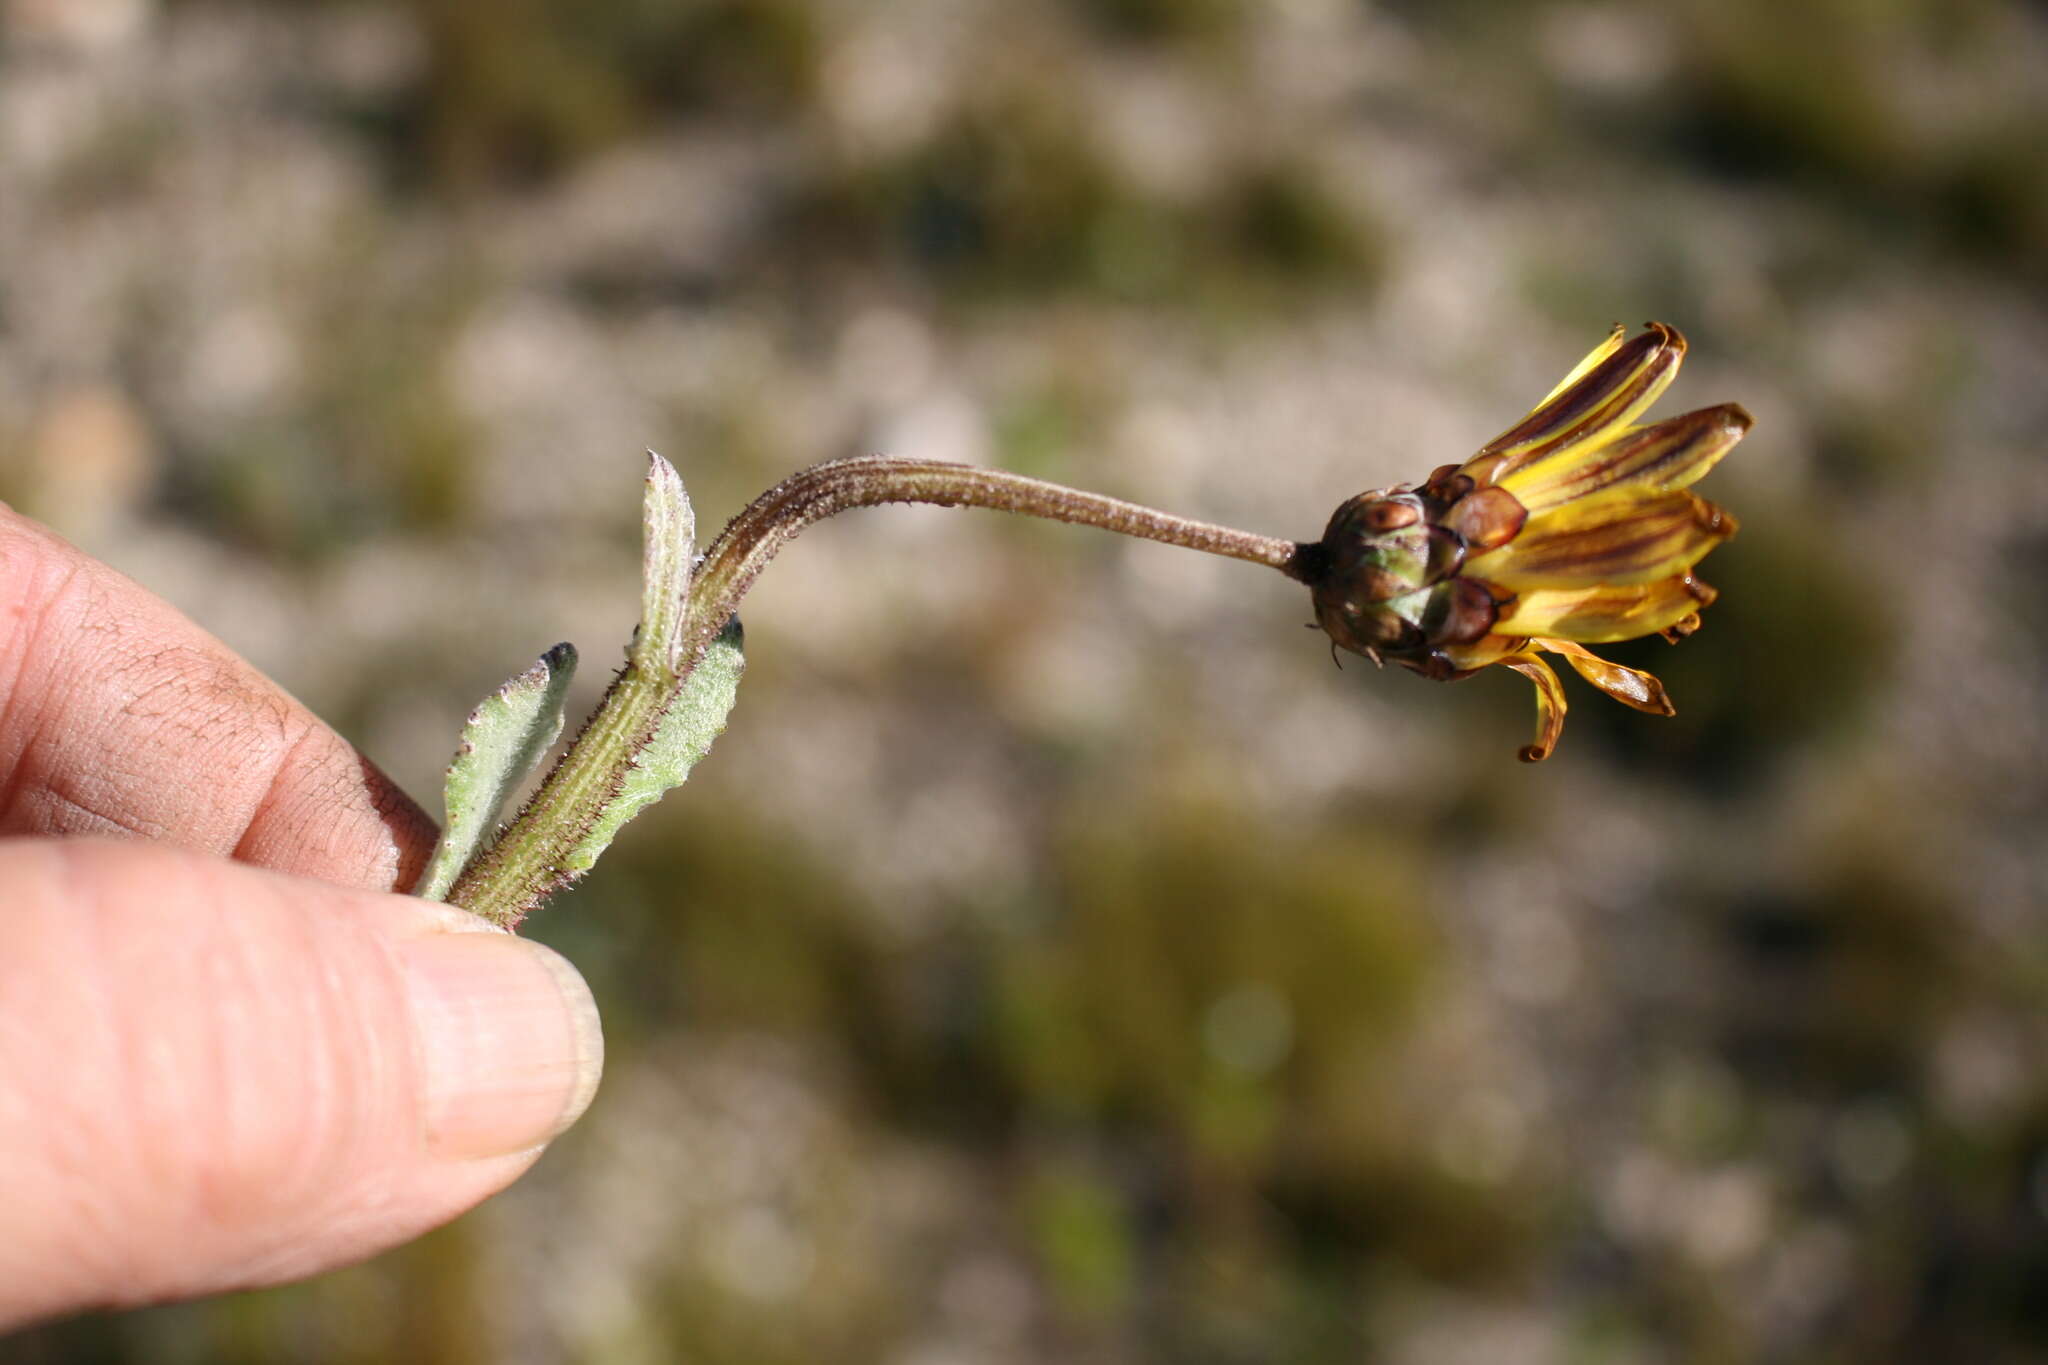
[446,663,661,925]
[677,456,1314,674]
[450,456,1313,924]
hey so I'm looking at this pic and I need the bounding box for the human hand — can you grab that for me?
[0,507,603,1329]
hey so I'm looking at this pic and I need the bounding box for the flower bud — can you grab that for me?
[1306,323,1750,759]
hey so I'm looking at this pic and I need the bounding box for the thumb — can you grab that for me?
[0,838,603,1328]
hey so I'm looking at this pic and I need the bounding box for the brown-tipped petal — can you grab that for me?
[1535,323,1627,406]
[1493,573,1714,643]
[1541,639,1676,715]
[1473,323,1687,475]
[1468,488,1734,591]
[1497,404,1753,514]
[1502,652,1568,762]
[1442,485,1527,551]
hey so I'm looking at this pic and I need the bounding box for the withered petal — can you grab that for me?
[1539,639,1676,715]
[1502,652,1567,762]
[1436,632,1525,671]
[1497,404,1753,514]
[1493,573,1715,643]
[1468,488,1735,590]
[1469,323,1687,478]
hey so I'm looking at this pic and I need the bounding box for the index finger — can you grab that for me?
[0,506,437,893]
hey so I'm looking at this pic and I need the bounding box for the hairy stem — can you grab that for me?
[446,664,659,925]
[678,456,1314,673]
[451,456,1312,924]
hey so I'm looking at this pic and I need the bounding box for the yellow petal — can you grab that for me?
[1468,489,1736,590]
[1502,652,1567,762]
[1535,323,1627,407]
[1436,632,1524,672]
[1498,404,1752,514]
[1472,323,1688,478]
[1491,573,1717,643]
[1539,639,1675,715]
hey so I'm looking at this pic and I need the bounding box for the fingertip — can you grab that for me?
[398,931,604,1161]
[0,841,602,1327]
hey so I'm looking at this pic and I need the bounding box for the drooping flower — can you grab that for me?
[1306,322,1750,761]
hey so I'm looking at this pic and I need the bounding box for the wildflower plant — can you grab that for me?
[428,323,1749,926]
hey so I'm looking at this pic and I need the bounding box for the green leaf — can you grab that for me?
[633,450,694,679]
[556,619,745,877]
[442,454,745,926]
[415,642,579,901]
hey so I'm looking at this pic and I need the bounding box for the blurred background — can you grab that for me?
[4,0,2045,1360]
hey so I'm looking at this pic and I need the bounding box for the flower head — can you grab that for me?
[1308,322,1750,761]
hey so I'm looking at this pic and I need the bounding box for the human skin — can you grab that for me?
[0,505,603,1329]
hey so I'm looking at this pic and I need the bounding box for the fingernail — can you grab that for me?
[398,933,604,1160]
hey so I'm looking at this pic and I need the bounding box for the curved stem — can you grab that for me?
[679,456,1314,672]
[452,456,1314,924]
